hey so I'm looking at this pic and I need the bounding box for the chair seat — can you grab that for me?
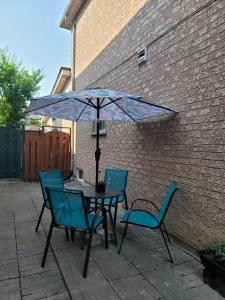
[89,194,124,206]
[56,209,103,230]
[121,210,159,228]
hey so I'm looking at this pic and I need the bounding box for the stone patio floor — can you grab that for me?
[0,180,224,300]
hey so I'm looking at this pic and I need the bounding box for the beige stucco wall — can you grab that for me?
[64,79,72,93]
[45,78,73,129]
[75,0,147,77]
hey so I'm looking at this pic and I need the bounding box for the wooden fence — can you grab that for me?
[24,130,71,181]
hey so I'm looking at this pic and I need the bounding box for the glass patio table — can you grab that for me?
[81,186,121,203]
[80,186,121,244]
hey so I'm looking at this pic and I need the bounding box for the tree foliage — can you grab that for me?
[0,48,43,127]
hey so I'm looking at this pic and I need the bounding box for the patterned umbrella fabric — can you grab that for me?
[26,88,175,121]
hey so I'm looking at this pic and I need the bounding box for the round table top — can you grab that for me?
[80,186,121,199]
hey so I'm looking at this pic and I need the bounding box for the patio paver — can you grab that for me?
[0,180,223,300]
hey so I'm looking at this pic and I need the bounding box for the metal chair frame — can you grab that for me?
[36,170,64,232]
[41,187,108,278]
[118,183,177,263]
[94,168,128,245]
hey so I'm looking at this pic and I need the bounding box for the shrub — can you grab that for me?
[202,240,225,266]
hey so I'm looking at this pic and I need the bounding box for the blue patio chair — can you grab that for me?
[118,182,177,263]
[35,170,64,232]
[42,187,108,278]
[90,168,128,244]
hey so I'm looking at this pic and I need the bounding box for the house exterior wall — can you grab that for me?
[74,0,225,249]
[75,0,147,77]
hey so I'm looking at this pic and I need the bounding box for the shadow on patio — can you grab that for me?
[0,180,223,300]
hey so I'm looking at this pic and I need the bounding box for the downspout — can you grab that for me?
[71,24,76,91]
[71,24,76,176]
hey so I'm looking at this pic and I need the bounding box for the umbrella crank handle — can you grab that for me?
[95,148,101,162]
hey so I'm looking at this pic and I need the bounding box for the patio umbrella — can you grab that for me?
[26,88,175,186]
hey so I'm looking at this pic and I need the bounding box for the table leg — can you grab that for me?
[109,207,118,245]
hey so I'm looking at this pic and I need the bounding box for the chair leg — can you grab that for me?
[71,229,75,242]
[118,223,128,255]
[103,208,108,249]
[65,227,69,241]
[162,223,171,244]
[94,200,98,212]
[159,226,173,263]
[35,204,45,232]
[80,230,87,250]
[109,208,118,245]
[124,193,128,210]
[113,203,118,231]
[82,231,93,278]
[41,221,53,267]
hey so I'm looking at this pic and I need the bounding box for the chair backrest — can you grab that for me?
[38,169,64,203]
[46,187,89,229]
[104,168,128,192]
[156,182,177,224]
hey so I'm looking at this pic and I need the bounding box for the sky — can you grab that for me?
[0,0,70,96]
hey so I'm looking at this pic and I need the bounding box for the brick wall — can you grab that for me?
[74,0,225,249]
[75,0,147,77]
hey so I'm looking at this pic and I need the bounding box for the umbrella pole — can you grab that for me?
[95,98,101,187]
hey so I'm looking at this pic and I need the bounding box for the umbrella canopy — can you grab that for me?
[26,88,175,185]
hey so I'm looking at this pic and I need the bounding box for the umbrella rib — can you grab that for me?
[101,96,175,113]
[73,97,96,108]
[126,97,176,113]
[107,97,136,121]
[27,97,94,113]
[87,98,97,108]
[101,97,122,108]
[76,99,92,121]
[100,97,105,107]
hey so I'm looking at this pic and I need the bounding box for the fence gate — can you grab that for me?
[24,130,71,181]
[0,127,23,179]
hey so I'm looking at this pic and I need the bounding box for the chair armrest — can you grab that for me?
[131,198,160,212]
[125,209,160,226]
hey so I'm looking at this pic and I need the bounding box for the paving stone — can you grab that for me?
[172,259,204,288]
[182,271,205,288]
[110,274,161,299]
[18,253,57,277]
[0,258,19,280]
[118,237,147,255]
[0,224,16,239]
[165,286,204,300]
[166,285,225,300]
[16,221,44,237]
[36,292,71,300]
[70,282,120,300]
[0,278,21,300]
[92,243,118,262]
[125,250,165,273]
[155,245,195,265]
[143,264,193,297]
[58,259,106,289]
[54,247,85,266]
[17,239,47,258]
[173,259,203,276]
[198,284,225,299]
[21,269,66,300]
[0,245,17,260]
[96,254,139,281]
[49,232,80,250]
